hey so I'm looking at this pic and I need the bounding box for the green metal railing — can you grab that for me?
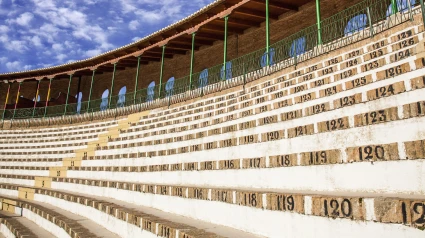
[0,0,422,122]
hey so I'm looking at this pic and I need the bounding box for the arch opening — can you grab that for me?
[117,86,127,107]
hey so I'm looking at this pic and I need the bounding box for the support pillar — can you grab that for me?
[32,80,41,118]
[189,32,196,89]
[266,0,270,65]
[87,69,96,111]
[391,0,398,14]
[420,0,425,26]
[159,45,166,98]
[2,83,11,120]
[367,6,374,38]
[134,57,141,103]
[44,78,53,117]
[12,82,22,119]
[76,76,82,100]
[316,0,322,45]
[223,15,229,80]
[64,74,73,115]
[109,63,117,108]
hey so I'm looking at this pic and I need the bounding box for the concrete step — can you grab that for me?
[0,210,55,238]
[0,194,120,238]
[34,188,264,238]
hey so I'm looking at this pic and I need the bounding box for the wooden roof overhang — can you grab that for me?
[0,0,312,83]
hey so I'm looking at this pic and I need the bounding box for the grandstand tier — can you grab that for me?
[0,0,425,237]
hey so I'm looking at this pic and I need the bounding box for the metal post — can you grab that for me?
[189,32,196,89]
[223,16,229,81]
[109,63,117,108]
[316,0,322,45]
[134,56,141,104]
[87,69,95,111]
[31,80,40,118]
[159,45,166,98]
[420,0,425,26]
[294,39,298,67]
[76,76,82,98]
[367,7,374,38]
[266,0,270,65]
[391,0,398,15]
[12,82,22,119]
[243,62,246,89]
[64,74,73,115]
[43,78,53,117]
[2,83,11,121]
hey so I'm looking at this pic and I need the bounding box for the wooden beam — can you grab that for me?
[167,43,200,51]
[165,48,189,55]
[201,25,245,35]
[250,0,299,11]
[215,17,260,28]
[195,32,224,41]
[140,56,161,62]
[234,7,279,20]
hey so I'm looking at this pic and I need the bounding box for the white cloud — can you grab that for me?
[52,43,63,51]
[134,9,164,24]
[132,36,141,42]
[5,61,32,72]
[30,36,43,47]
[55,53,67,61]
[5,40,28,53]
[29,23,61,43]
[84,48,102,57]
[0,25,9,33]
[0,35,8,43]
[119,0,137,13]
[16,12,34,26]
[5,61,21,71]
[128,20,139,30]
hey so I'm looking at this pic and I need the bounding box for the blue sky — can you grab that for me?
[0,0,215,73]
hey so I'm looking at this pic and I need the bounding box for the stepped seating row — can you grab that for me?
[0,142,87,151]
[0,159,62,169]
[0,195,101,238]
[89,76,424,160]
[3,178,425,230]
[2,72,424,164]
[102,34,421,149]
[1,149,76,156]
[3,91,425,168]
[0,158,62,163]
[74,137,425,169]
[0,124,120,157]
[0,177,424,237]
[0,126,112,140]
[0,185,261,238]
[1,135,424,192]
[87,36,423,160]
[117,25,423,133]
[60,137,425,174]
[0,129,102,139]
[0,134,98,145]
[0,216,39,238]
[0,120,117,136]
